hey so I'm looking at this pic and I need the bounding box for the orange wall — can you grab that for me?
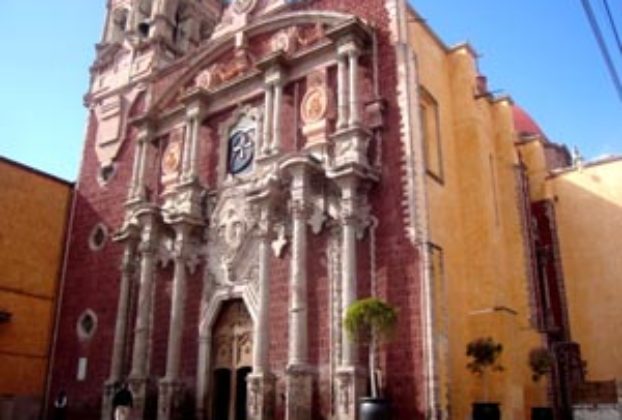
[0,158,72,397]
[407,11,547,418]
[545,159,622,381]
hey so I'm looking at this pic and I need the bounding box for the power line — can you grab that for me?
[580,0,622,101]
[602,0,622,55]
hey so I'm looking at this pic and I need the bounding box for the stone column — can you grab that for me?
[129,126,151,201]
[335,175,365,420]
[262,84,273,155]
[102,232,138,420]
[338,177,358,367]
[182,103,203,183]
[181,119,194,182]
[337,54,349,130]
[271,80,283,152]
[158,223,191,420]
[347,50,361,127]
[247,198,275,420]
[128,213,158,418]
[285,162,313,420]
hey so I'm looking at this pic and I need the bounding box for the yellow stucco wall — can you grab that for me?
[407,11,547,418]
[545,159,622,382]
[0,158,72,397]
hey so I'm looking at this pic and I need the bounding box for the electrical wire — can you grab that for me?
[602,0,622,55]
[580,0,622,101]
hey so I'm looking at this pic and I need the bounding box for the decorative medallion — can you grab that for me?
[195,68,214,90]
[226,111,257,175]
[232,0,257,15]
[162,135,183,175]
[228,129,254,174]
[301,72,329,124]
[270,29,293,54]
[301,87,328,124]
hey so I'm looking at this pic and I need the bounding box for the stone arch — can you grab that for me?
[196,289,258,418]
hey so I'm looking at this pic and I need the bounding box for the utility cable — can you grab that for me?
[581,0,622,101]
[602,0,622,55]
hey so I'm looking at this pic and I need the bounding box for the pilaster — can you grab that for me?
[128,123,154,204]
[285,365,314,420]
[245,181,280,420]
[180,98,206,184]
[102,225,140,420]
[281,156,320,420]
[257,52,287,158]
[128,208,160,418]
[158,222,192,420]
[335,366,367,420]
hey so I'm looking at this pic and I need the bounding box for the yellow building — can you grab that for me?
[549,157,622,383]
[0,157,72,418]
[405,10,550,419]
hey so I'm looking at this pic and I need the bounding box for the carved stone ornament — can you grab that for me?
[301,85,328,125]
[195,68,215,90]
[161,138,182,175]
[301,71,329,126]
[207,190,260,286]
[232,0,257,15]
[269,28,298,55]
[271,223,288,257]
[195,51,253,93]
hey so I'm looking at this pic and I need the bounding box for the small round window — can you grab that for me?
[89,223,108,251]
[77,309,98,341]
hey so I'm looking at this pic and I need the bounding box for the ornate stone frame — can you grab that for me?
[217,105,263,186]
[195,281,259,418]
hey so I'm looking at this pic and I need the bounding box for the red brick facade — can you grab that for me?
[48,1,425,418]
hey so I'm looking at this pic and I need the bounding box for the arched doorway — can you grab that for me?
[210,299,253,420]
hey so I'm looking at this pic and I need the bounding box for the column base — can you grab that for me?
[101,379,119,420]
[128,376,153,420]
[335,366,367,420]
[285,365,314,420]
[157,379,185,420]
[247,372,276,420]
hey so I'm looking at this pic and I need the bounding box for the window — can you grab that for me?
[420,87,443,183]
[88,223,108,251]
[77,309,98,341]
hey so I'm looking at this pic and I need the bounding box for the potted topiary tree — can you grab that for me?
[466,337,504,420]
[528,347,555,420]
[344,297,398,420]
[528,347,553,383]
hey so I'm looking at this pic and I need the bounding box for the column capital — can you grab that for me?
[326,17,371,52]
[136,121,155,144]
[185,99,206,120]
[256,50,288,81]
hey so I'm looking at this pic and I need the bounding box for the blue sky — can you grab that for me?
[0,1,620,181]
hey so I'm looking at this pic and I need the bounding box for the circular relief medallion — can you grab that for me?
[232,0,256,14]
[300,86,328,124]
[162,141,182,175]
[195,69,214,90]
[270,31,291,54]
[227,129,254,174]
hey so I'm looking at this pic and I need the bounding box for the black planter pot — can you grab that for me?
[531,407,553,420]
[359,397,391,420]
[472,402,501,420]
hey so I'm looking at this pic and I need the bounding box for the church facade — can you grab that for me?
[48,0,431,419]
[47,0,621,419]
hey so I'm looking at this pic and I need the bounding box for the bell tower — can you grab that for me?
[88,0,221,176]
[101,0,221,54]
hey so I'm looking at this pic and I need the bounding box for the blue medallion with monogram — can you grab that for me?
[227,127,255,175]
